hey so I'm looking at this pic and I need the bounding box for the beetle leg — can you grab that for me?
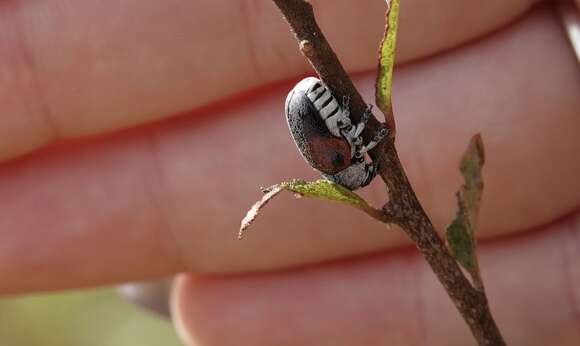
[353,149,364,163]
[343,106,371,145]
[350,104,372,138]
[358,125,389,155]
[360,160,380,188]
[339,127,355,143]
[352,124,365,139]
[339,123,363,157]
[361,104,373,124]
[341,95,351,117]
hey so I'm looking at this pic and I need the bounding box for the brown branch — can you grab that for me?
[271,1,506,345]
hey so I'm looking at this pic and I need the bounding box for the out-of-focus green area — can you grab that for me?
[0,288,182,346]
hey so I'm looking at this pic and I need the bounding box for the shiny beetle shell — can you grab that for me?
[285,78,352,175]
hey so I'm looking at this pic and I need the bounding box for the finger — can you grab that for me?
[172,214,580,346]
[0,0,535,160]
[0,7,578,293]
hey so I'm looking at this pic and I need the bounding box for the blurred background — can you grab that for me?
[0,288,181,346]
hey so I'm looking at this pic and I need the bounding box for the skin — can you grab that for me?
[0,0,579,345]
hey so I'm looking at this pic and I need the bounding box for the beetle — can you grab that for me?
[285,77,388,190]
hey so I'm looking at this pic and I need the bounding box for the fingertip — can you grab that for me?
[171,253,425,346]
[171,274,196,346]
[168,216,580,346]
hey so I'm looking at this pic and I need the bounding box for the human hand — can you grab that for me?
[1,1,579,345]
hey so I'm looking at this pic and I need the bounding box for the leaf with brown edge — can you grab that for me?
[238,185,284,239]
[375,0,400,135]
[445,134,485,289]
[239,179,391,239]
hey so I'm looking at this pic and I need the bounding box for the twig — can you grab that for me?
[271,1,506,345]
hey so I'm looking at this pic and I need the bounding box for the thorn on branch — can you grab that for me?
[299,40,314,57]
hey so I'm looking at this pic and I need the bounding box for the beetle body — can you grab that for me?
[285,77,352,175]
[285,77,388,190]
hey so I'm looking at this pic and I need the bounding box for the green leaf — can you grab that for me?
[279,179,369,210]
[239,179,388,239]
[445,134,485,287]
[459,134,485,229]
[446,216,477,272]
[375,0,400,134]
